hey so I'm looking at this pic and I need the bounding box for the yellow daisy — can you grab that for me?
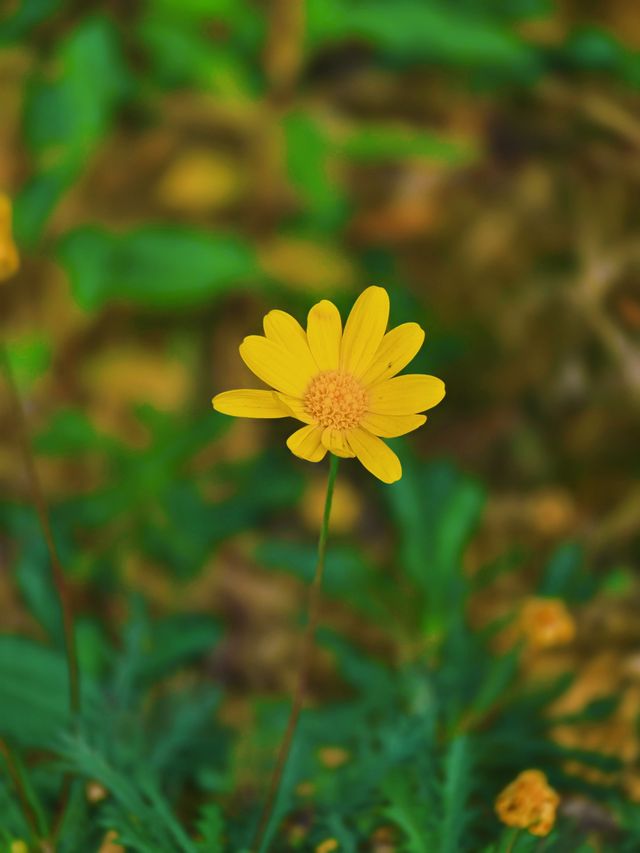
[212,286,445,483]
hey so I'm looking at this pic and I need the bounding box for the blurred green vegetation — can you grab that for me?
[2,0,640,850]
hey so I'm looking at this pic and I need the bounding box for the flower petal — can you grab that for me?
[277,393,314,424]
[306,300,342,372]
[340,286,389,378]
[360,412,426,437]
[347,429,402,483]
[263,309,319,375]
[360,322,425,386]
[212,389,290,418]
[286,424,327,462]
[368,374,445,415]
[239,335,314,397]
[321,427,355,458]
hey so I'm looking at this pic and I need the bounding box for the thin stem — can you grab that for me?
[0,346,80,714]
[252,454,340,852]
[0,738,43,843]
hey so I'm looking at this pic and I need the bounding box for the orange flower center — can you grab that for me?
[304,370,368,429]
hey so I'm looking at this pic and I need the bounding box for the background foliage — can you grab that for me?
[2,0,640,850]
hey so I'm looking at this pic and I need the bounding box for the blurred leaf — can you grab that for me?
[57,226,259,310]
[0,0,62,45]
[17,17,130,245]
[284,111,347,230]
[0,637,97,747]
[342,125,478,164]
[255,540,383,616]
[196,803,224,851]
[437,736,473,853]
[307,0,538,76]
[24,17,129,155]
[538,542,597,602]
[139,614,221,682]
[386,449,485,638]
[4,337,51,390]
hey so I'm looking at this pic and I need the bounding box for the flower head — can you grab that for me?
[315,840,339,853]
[519,597,576,651]
[495,769,559,837]
[212,287,445,482]
[0,193,19,281]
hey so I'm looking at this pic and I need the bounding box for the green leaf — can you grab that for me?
[386,450,484,638]
[0,637,97,747]
[4,337,51,390]
[283,111,347,230]
[438,736,472,853]
[196,803,225,851]
[307,0,538,75]
[57,226,259,310]
[538,542,596,602]
[24,17,129,156]
[341,125,477,165]
[0,0,61,45]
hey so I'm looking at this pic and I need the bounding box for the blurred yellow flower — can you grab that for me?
[495,769,559,837]
[9,841,28,853]
[98,829,125,852]
[316,839,339,853]
[0,193,19,281]
[86,779,108,803]
[519,597,576,651]
[318,745,351,768]
[301,475,361,534]
[212,286,445,483]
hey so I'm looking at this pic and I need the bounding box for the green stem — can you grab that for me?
[0,739,43,844]
[0,346,80,716]
[252,454,340,852]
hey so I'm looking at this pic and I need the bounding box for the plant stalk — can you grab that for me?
[1,346,80,715]
[252,453,340,852]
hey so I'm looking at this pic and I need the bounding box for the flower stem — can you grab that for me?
[252,453,340,852]
[0,738,44,843]
[0,346,80,715]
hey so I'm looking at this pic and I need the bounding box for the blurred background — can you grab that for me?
[2,0,640,849]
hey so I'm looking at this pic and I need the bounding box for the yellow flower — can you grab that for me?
[316,840,339,853]
[9,842,29,853]
[212,287,445,483]
[318,745,351,768]
[0,193,20,281]
[495,769,559,837]
[519,597,576,651]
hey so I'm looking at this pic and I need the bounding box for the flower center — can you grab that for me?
[304,370,368,430]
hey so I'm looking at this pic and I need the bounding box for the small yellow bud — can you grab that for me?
[0,193,19,281]
[316,839,339,853]
[318,746,350,769]
[495,769,559,836]
[519,597,576,650]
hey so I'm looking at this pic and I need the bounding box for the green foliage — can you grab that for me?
[57,226,259,310]
[4,0,640,849]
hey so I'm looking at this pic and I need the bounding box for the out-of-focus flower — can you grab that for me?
[98,830,125,852]
[156,148,244,214]
[301,475,361,534]
[371,824,397,853]
[295,779,316,797]
[212,287,445,483]
[0,193,19,281]
[9,841,28,853]
[519,597,576,650]
[86,780,108,803]
[495,769,559,836]
[316,839,339,853]
[258,237,356,294]
[318,746,350,769]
